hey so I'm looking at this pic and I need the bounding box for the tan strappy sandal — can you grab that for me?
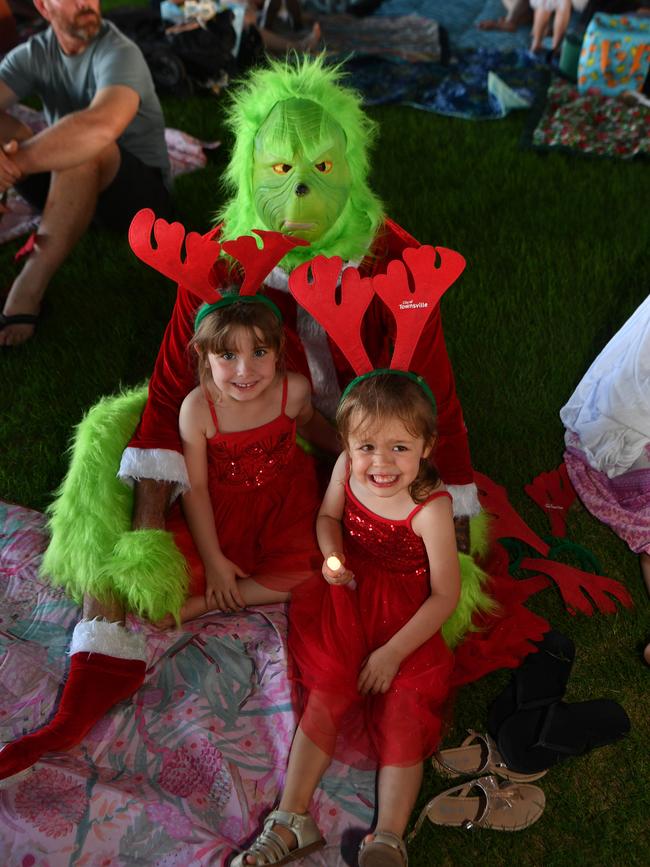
[231,809,325,866]
[358,830,408,867]
[433,730,548,783]
[408,775,545,838]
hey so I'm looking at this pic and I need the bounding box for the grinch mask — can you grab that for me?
[219,56,383,270]
[252,98,351,245]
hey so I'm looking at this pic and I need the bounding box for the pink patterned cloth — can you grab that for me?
[0,501,373,866]
[564,441,650,555]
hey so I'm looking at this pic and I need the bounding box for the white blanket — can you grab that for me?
[560,294,650,477]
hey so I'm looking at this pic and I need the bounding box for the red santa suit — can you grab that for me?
[119,219,479,516]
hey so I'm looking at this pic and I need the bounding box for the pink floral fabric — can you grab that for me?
[565,440,650,554]
[0,502,373,866]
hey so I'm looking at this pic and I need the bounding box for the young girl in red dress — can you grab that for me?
[164,295,337,624]
[233,371,461,867]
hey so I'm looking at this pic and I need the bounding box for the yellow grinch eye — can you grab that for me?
[314,161,332,174]
[273,163,292,174]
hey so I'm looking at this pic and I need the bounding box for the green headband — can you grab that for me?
[340,368,437,411]
[194,294,283,331]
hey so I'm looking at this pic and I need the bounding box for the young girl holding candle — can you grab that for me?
[163,293,337,624]
[233,371,462,866]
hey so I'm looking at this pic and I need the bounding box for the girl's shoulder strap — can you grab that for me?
[202,386,220,433]
[407,487,452,524]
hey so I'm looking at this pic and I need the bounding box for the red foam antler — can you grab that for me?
[372,245,466,371]
[222,230,308,296]
[524,464,577,538]
[288,256,375,375]
[128,208,223,303]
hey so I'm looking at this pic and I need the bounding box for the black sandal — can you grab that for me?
[488,630,575,737]
[0,312,39,331]
[496,699,631,775]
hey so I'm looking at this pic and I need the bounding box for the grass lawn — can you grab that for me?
[1,26,649,867]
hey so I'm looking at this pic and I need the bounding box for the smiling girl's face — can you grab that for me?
[207,326,278,403]
[347,414,432,502]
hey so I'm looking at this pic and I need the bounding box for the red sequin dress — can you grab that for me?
[167,377,322,595]
[288,479,455,768]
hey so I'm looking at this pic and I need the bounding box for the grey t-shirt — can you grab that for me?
[0,21,170,184]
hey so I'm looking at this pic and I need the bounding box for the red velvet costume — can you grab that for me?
[123,220,474,500]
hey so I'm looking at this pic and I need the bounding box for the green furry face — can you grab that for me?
[252,98,351,244]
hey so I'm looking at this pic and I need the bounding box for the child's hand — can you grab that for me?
[357,645,402,695]
[205,557,249,612]
[322,552,355,585]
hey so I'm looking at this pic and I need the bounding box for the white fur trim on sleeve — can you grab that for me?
[447,483,482,518]
[69,619,147,662]
[118,447,189,499]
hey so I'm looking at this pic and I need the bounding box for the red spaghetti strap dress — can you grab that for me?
[289,481,455,768]
[167,377,322,596]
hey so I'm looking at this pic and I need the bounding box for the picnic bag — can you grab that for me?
[577,13,650,96]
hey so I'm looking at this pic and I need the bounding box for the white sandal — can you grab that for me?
[432,730,548,783]
[358,830,408,867]
[231,809,325,866]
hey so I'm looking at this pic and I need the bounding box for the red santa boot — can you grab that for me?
[0,619,147,788]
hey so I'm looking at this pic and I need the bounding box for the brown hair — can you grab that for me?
[336,373,440,503]
[191,299,285,390]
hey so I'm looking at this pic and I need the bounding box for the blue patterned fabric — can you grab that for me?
[344,48,547,119]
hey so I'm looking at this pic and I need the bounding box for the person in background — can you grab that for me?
[0,0,173,346]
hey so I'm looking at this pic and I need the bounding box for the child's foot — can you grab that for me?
[232,810,324,866]
[359,830,408,866]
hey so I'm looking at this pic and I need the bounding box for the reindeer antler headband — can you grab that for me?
[128,208,309,328]
[287,244,466,405]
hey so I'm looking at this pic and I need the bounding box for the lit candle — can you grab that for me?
[327,555,342,572]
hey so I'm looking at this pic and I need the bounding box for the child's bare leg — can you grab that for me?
[551,0,571,53]
[531,7,552,52]
[154,594,209,628]
[242,726,332,863]
[364,762,423,844]
[237,577,290,606]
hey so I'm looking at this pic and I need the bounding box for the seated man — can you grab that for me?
[0,0,173,346]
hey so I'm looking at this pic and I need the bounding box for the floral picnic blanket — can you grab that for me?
[530,77,650,159]
[0,502,374,866]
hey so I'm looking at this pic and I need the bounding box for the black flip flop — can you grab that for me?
[488,630,575,738]
[0,312,39,331]
[496,699,631,775]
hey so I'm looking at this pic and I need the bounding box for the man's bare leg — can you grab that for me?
[0,141,121,347]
